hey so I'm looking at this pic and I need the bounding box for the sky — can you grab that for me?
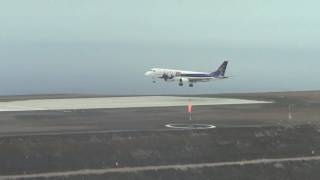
[0,0,319,95]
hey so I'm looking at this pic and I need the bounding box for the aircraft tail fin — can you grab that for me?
[210,61,228,77]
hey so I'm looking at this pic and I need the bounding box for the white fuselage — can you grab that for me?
[145,68,209,79]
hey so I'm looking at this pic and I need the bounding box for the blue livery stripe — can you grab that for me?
[180,74,211,77]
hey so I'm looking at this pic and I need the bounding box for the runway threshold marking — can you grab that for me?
[2,155,320,179]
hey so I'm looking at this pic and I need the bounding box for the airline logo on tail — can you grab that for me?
[210,61,228,77]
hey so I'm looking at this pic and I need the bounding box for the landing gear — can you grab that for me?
[189,83,194,87]
[179,79,183,86]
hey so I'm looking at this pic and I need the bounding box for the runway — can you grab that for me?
[0,96,270,112]
[0,93,317,136]
[0,91,319,179]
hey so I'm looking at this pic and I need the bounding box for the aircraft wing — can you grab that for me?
[187,76,229,82]
[187,77,214,82]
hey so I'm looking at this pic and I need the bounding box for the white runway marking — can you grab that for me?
[165,123,216,129]
[1,155,320,179]
[0,96,272,112]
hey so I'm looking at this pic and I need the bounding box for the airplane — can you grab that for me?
[145,61,229,87]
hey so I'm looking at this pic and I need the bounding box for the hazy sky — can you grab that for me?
[0,0,319,95]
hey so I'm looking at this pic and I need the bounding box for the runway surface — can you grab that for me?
[0,96,270,112]
[0,91,319,179]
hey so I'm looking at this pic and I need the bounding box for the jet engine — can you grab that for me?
[178,77,189,86]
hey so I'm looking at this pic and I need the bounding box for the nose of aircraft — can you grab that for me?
[145,71,152,76]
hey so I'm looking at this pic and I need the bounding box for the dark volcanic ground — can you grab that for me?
[0,91,320,179]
